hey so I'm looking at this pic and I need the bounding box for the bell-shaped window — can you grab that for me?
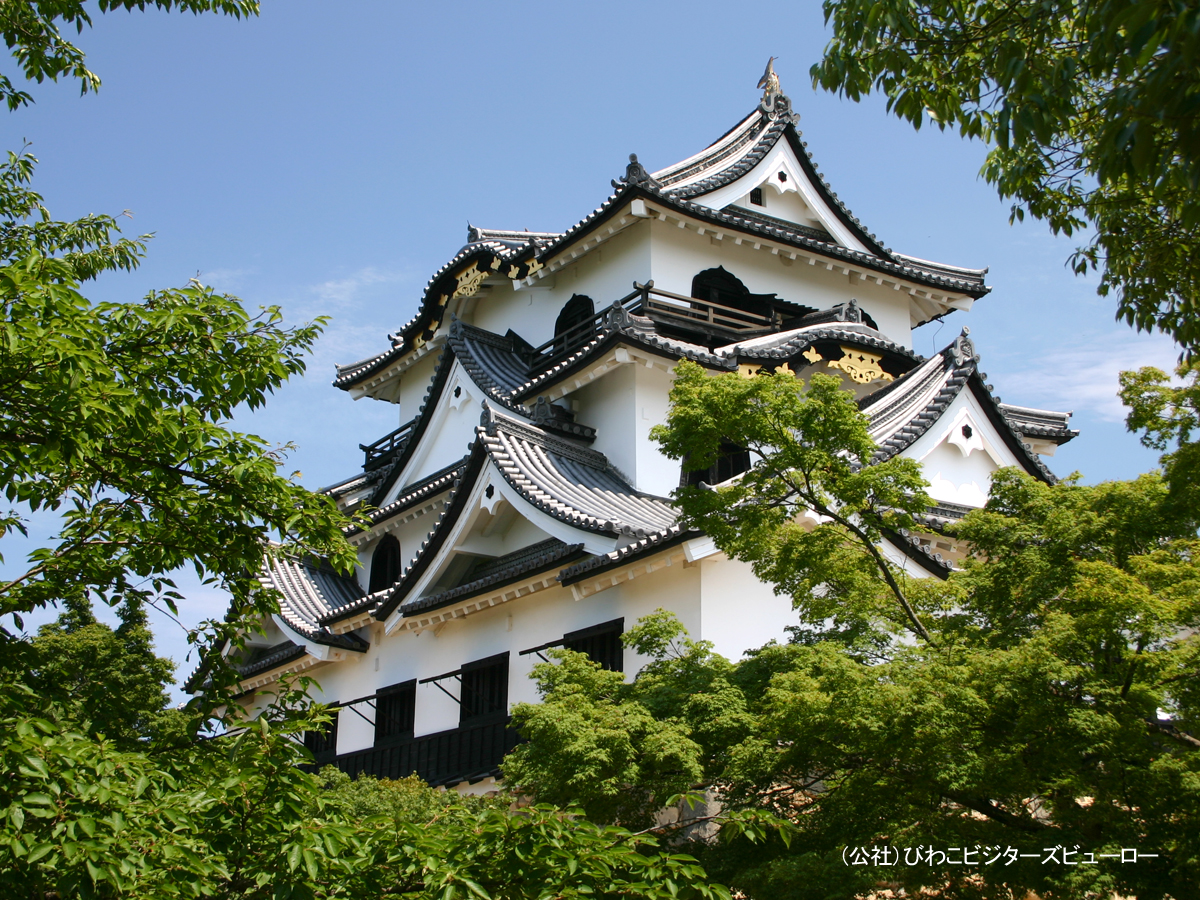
[553,294,595,355]
[368,534,402,594]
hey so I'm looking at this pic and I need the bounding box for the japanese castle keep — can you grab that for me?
[199,72,1078,789]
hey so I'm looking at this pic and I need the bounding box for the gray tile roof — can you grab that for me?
[556,525,698,585]
[859,329,1057,483]
[719,320,922,365]
[511,305,736,401]
[371,410,680,622]
[998,403,1078,445]
[333,96,990,393]
[257,555,371,652]
[363,346,456,506]
[479,406,679,537]
[320,469,384,500]
[401,538,587,616]
[236,640,307,677]
[353,457,468,533]
[446,318,532,412]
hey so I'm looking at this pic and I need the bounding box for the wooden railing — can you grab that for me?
[636,281,779,333]
[525,281,781,375]
[326,718,520,787]
[360,418,416,470]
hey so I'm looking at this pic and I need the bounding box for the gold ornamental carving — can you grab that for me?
[826,345,894,384]
[452,263,488,299]
[801,346,823,365]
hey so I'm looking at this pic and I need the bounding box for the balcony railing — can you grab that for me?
[360,417,416,471]
[324,718,520,787]
[526,281,782,375]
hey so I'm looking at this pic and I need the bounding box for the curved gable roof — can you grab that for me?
[859,329,1057,483]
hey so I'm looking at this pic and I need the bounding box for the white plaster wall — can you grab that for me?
[698,553,795,660]
[291,555,705,755]
[392,378,479,496]
[647,217,915,349]
[633,363,680,497]
[902,391,1028,505]
[469,223,652,349]
[921,441,998,507]
[454,513,551,558]
[573,364,637,484]
[390,351,440,422]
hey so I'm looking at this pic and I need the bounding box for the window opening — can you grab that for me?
[420,653,510,727]
[553,294,596,356]
[374,680,416,745]
[460,654,509,725]
[749,187,764,206]
[683,441,752,487]
[368,534,402,594]
[519,618,624,672]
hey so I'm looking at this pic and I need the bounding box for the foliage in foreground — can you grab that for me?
[813,0,1200,355]
[506,364,1200,900]
[1,677,732,899]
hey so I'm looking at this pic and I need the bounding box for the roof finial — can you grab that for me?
[611,153,662,191]
[757,58,799,125]
[951,327,978,366]
[757,57,780,96]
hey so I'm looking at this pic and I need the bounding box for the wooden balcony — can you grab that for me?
[360,417,416,471]
[323,718,520,787]
[526,281,783,375]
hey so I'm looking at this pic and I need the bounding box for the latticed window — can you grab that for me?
[564,618,624,672]
[374,680,415,745]
[459,653,509,725]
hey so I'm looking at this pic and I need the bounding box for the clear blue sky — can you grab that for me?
[6,1,1177,692]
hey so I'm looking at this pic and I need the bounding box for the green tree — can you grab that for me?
[507,365,1200,899]
[0,6,732,897]
[812,0,1200,354]
[25,598,187,747]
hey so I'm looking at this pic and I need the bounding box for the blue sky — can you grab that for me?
[5,1,1179,692]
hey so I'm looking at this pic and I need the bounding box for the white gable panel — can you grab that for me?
[382,465,619,635]
[384,362,484,504]
[901,390,1028,507]
[686,139,871,254]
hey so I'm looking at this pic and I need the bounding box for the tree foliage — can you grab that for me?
[24,598,188,747]
[813,0,1200,353]
[0,6,730,897]
[509,365,1200,899]
[651,362,934,643]
[0,145,359,697]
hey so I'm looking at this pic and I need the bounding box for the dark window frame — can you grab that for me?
[682,440,752,487]
[458,652,510,726]
[563,618,624,673]
[519,618,625,673]
[369,534,402,594]
[374,679,416,747]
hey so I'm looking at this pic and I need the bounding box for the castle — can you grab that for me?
[200,72,1076,791]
